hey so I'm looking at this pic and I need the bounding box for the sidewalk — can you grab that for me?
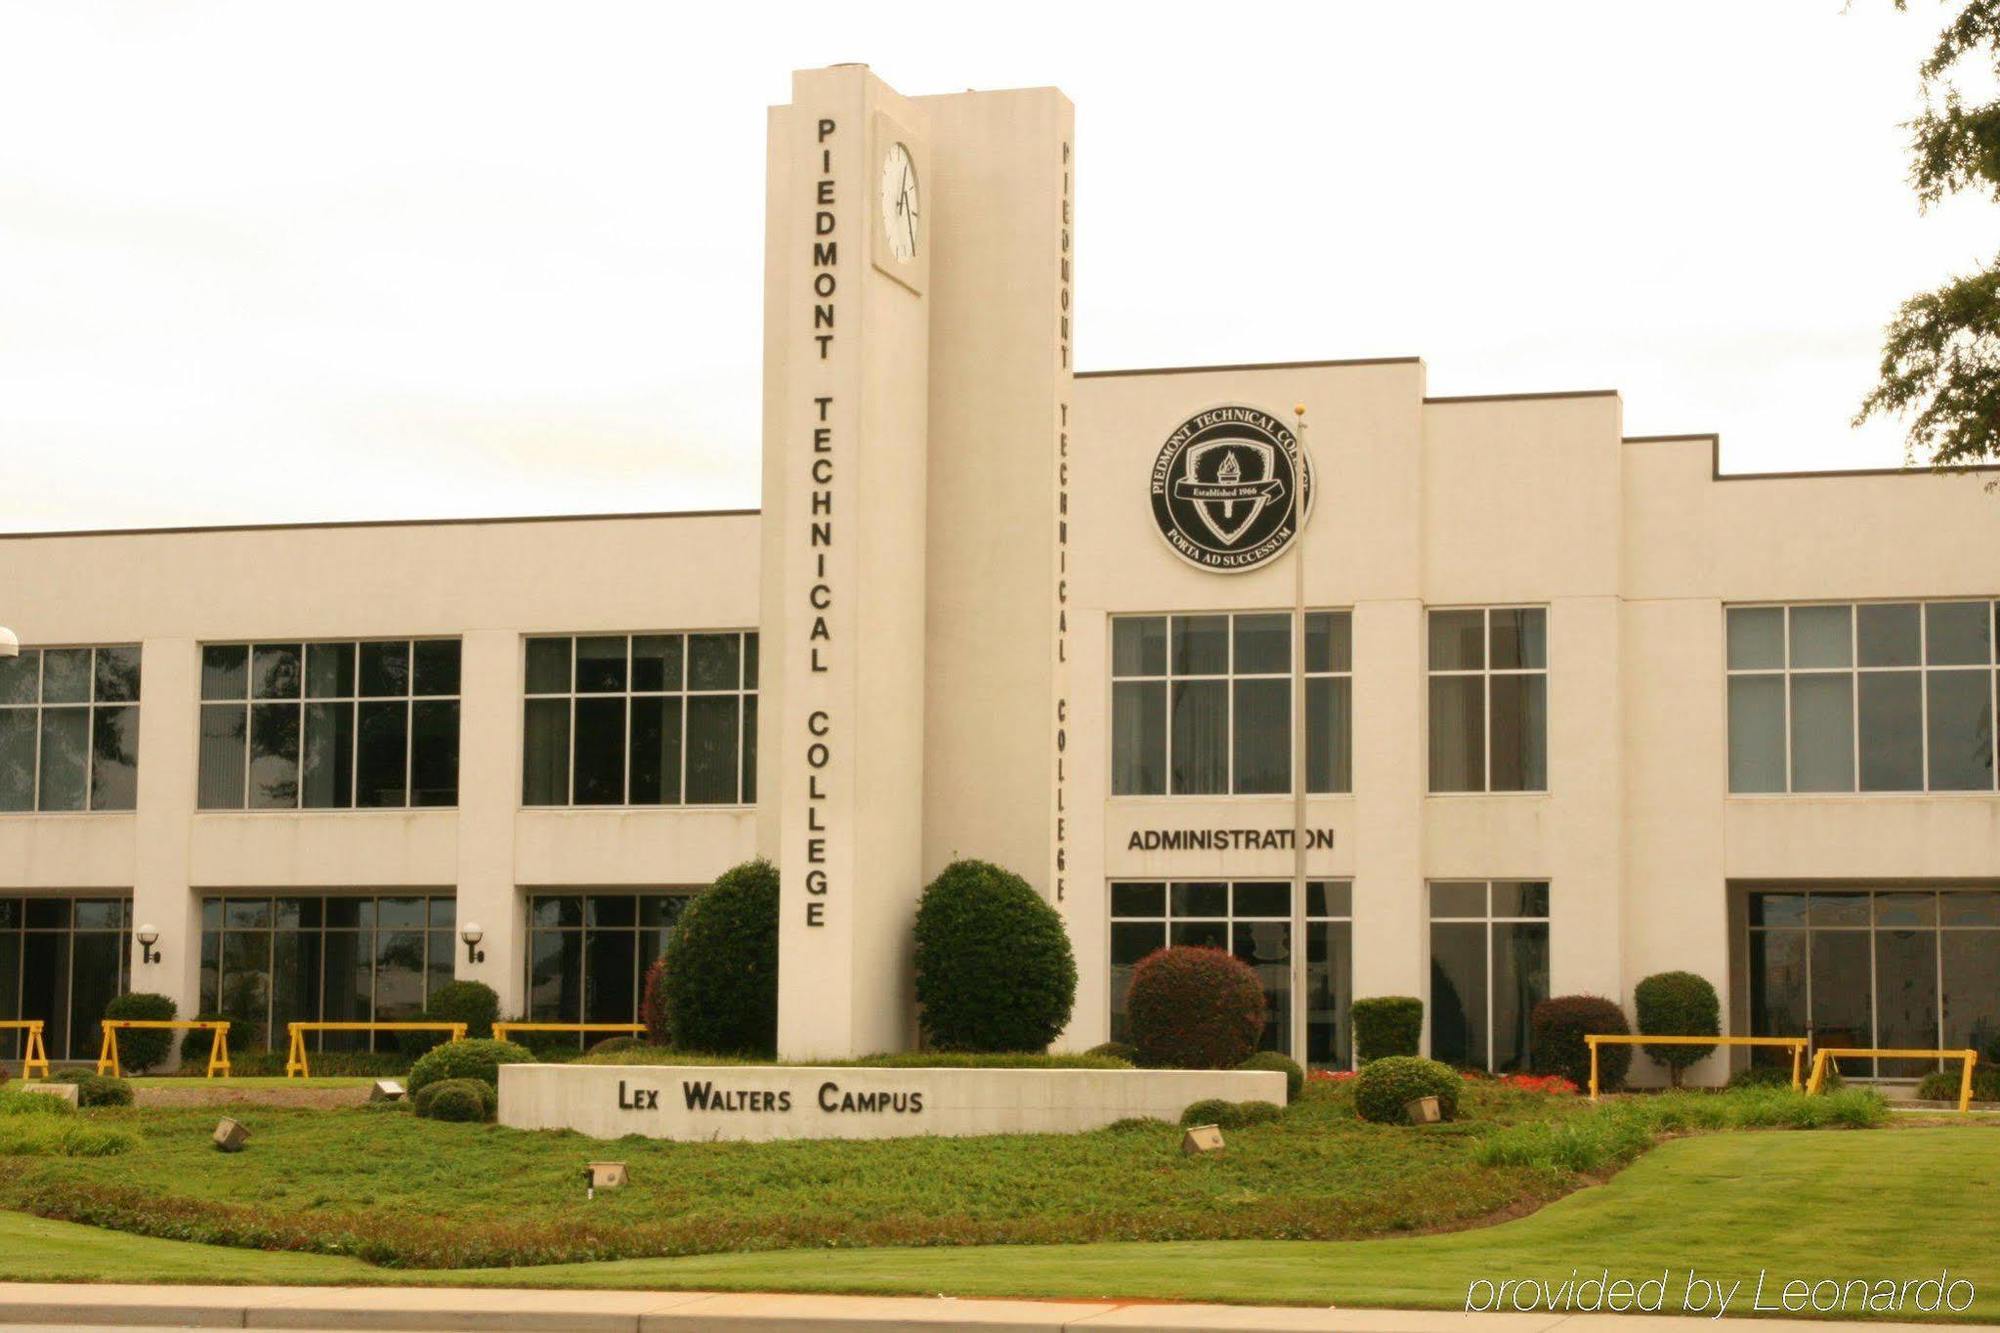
[0,1284,1965,1331]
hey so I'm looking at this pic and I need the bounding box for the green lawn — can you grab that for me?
[120,1076,376,1089]
[2,1081,1591,1267]
[2,1129,1994,1321]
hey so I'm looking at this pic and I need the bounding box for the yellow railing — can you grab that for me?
[492,1022,646,1046]
[1808,1047,1980,1112]
[1585,1034,1808,1101]
[97,1019,230,1078]
[283,1021,465,1078]
[0,1020,50,1080]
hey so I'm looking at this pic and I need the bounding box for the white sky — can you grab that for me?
[2,0,1994,532]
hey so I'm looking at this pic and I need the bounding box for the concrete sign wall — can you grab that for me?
[498,1063,1285,1143]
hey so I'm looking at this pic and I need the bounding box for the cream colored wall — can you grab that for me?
[0,512,761,1021]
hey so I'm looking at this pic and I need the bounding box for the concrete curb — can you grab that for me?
[0,1284,1967,1331]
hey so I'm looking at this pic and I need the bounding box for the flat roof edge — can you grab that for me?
[1424,389,1620,405]
[0,507,762,541]
[1075,356,1422,380]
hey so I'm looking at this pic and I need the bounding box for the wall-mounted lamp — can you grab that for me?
[461,924,485,965]
[137,924,161,966]
[0,627,18,660]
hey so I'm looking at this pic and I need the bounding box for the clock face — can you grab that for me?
[879,141,919,263]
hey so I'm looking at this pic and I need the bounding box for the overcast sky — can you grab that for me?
[2,1,1993,532]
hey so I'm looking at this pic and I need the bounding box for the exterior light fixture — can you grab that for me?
[137,925,162,965]
[0,626,17,659]
[461,924,485,964]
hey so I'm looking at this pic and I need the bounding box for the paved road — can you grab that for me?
[0,1283,1969,1330]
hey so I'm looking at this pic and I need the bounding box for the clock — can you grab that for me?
[879,141,919,263]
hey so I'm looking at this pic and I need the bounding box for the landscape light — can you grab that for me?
[461,924,485,964]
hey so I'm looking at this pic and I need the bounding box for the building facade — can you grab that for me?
[3,66,1997,1080]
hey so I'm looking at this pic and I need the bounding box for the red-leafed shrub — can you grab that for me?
[1126,946,1267,1070]
[1531,994,1631,1090]
[639,956,670,1046]
[1500,1072,1580,1096]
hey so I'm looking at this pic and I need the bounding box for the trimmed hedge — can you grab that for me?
[1126,946,1266,1069]
[72,1074,133,1108]
[406,1038,534,1096]
[1351,996,1423,1063]
[102,992,177,1073]
[415,1077,497,1123]
[178,1016,267,1065]
[399,980,503,1056]
[639,956,670,1046]
[1238,1050,1304,1100]
[1532,994,1631,1090]
[1916,1064,2000,1102]
[1634,971,1721,1086]
[1087,1041,1139,1064]
[913,859,1077,1052]
[1178,1097,1283,1129]
[663,859,780,1057]
[1353,1056,1460,1124]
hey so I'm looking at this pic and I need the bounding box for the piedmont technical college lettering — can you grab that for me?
[800,110,840,935]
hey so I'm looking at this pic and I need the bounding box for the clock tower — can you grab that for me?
[758,66,1076,1058]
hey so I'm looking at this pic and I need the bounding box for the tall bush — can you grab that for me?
[399,980,502,1056]
[102,993,176,1072]
[1126,946,1266,1069]
[179,1013,261,1065]
[913,859,1076,1052]
[1532,994,1630,1090]
[639,956,671,1046]
[663,858,780,1057]
[1351,996,1423,1063]
[1633,971,1721,1087]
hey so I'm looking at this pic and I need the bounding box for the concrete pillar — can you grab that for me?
[1350,599,1426,1006]
[130,636,199,1019]
[454,629,522,1015]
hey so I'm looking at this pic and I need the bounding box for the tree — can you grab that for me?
[1857,1,2000,469]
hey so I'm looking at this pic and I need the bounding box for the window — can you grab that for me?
[0,646,141,812]
[197,640,460,810]
[198,894,456,1051]
[1428,608,1546,793]
[1109,879,1352,1065]
[1110,611,1351,796]
[1727,602,1998,794]
[525,892,694,1044]
[522,633,758,807]
[1745,887,2000,1077]
[1429,880,1550,1072]
[0,897,133,1061]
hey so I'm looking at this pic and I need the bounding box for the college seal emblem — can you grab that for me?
[1149,405,1314,572]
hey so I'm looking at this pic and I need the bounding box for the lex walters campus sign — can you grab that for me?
[497,1064,1286,1143]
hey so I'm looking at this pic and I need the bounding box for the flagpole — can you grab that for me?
[1291,403,1309,1069]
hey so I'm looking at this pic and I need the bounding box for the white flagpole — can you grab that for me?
[1291,403,1309,1068]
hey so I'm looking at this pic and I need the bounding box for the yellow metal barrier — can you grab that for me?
[491,1022,646,1046]
[284,1021,465,1078]
[97,1019,230,1078]
[1585,1033,1808,1101]
[1807,1046,1980,1112]
[0,1020,50,1079]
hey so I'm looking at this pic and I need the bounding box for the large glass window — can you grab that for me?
[524,892,694,1045]
[1428,608,1547,793]
[1108,879,1352,1066]
[197,640,460,809]
[523,633,758,807]
[199,894,457,1051]
[1727,602,1998,793]
[0,646,141,813]
[0,897,132,1060]
[1429,880,1550,1072]
[1110,612,1351,796]
[1746,887,2000,1077]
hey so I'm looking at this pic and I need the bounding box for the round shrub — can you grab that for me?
[406,1038,534,1096]
[72,1074,133,1108]
[663,858,780,1057]
[1634,971,1721,1087]
[1127,946,1266,1069]
[639,955,670,1046]
[1087,1041,1139,1064]
[1238,1050,1304,1101]
[1531,995,1630,1090]
[1353,1056,1460,1124]
[102,992,177,1073]
[1180,1097,1283,1129]
[913,859,1077,1052]
[1351,996,1423,1063]
[587,1035,647,1058]
[179,1014,263,1065]
[398,980,503,1057]
[417,1078,495,1123]
[1179,1096,1232,1127]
